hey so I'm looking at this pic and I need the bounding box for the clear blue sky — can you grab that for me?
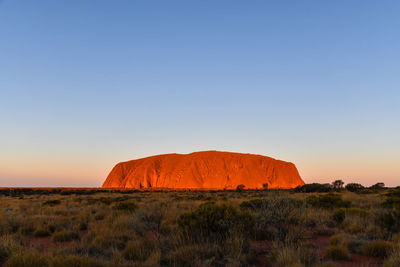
[1,0,399,187]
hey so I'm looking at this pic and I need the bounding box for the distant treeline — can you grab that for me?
[0,182,399,197]
[0,187,276,196]
[294,180,400,193]
[0,188,141,197]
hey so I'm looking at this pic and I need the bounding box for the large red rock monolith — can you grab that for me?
[102,151,304,189]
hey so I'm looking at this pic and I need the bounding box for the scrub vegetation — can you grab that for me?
[0,182,399,266]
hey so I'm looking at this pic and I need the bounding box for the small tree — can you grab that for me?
[345,183,365,193]
[332,180,344,191]
[236,184,245,192]
[262,183,269,190]
[370,182,385,190]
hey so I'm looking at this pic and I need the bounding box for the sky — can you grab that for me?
[0,1,399,187]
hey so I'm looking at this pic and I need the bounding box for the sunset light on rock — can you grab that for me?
[102,151,305,189]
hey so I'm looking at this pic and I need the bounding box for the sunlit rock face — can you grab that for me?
[102,151,305,189]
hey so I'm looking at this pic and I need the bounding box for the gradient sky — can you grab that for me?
[1,1,399,187]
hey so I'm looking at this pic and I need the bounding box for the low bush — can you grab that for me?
[314,226,335,236]
[178,202,254,241]
[42,199,61,206]
[0,235,22,262]
[376,209,400,233]
[240,198,264,210]
[251,197,305,244]
[123,239,156,262]
[332,208,346,223]
[294,183,332,193]
[324,245,351,261]
[306,193,351,209]
[18,225,35,235]
[87,196,130,205]
[236,184,246,192]
[33,228,51,237]
[112,202,138,213]
[345,183,365,193]
[94,213,105,220]
[329,234,349,247]
[382,189,400,209]
[348,238,366,254]
[362,241,393,258]
[79,221,88,231]
[52,230,80,242]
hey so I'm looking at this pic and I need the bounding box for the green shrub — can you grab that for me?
[236,184,245,192]
[382,190,400,209]
[52,230,80,242]
[79,221,88,231]
[329,234,349,247]
[332,208,346,223]
[345,183,365,193]
[42,199,61,206]
[294,183,332,193]
[0,235,22,262]
[314,226,335,236]
[377,209,400,233]
[251,197,304,243]
[94,214,105,220]
[348,238,367,254]
[33,228,51,237]
[87,196,129,205]
[324,245,351,261]
[370,182,385,190]
[19,225,34,235]
[240,198,264,210]
[112,202,138,213]
[362,241,393,258]
[306,193,351,209]
[177,202,254,241]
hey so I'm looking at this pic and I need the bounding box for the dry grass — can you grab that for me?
[0,188,399,266]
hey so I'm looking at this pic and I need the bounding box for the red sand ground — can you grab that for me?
[102,151,305,189]
[314,235,383,267]
[253,234,383,267]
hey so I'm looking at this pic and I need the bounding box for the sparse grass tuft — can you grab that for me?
[384,245,400,267]
[123,239,156,261]
[4,251,49,267]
